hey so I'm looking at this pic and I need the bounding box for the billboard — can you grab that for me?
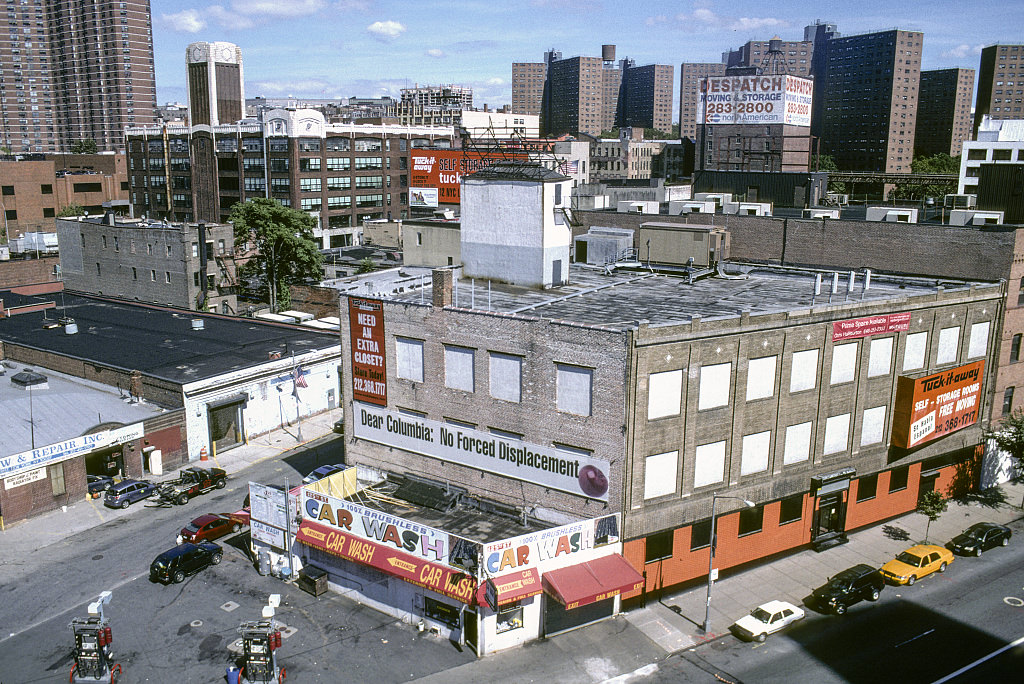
[409,187,439,208]
[891,360,984,449]
[699,75,813,126]
[348,297,387,406]
[352,402,612,500]
[832,312,911,342]
[409,149,527,204]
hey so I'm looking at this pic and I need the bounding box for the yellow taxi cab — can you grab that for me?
[880,544,954,585]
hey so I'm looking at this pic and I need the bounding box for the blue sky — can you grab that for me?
[152,0,1023,117]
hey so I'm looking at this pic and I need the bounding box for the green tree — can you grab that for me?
[357,257,376,274]
[917,490,948,543]
[70,139,98,154]
[57,203,86,217]
[888,153,961,201]
[229,198,322,312]
[810,154,847,195]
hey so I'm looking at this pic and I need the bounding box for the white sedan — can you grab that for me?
[731,600,805,642]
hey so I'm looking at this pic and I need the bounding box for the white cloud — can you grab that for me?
[486,77,505,87]
[249,78,333,96]
[731,17,786,32]
[229,0,327,17]
[645,15,669,27]
[367,20,406,41]
[159,9,206,34]
[426,48,445,58]
[943,43,984,59]
[674,5,787,33]
[334,0,372,10]
[206,5,255,30]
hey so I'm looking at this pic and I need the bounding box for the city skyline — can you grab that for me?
[152,0,1022,118]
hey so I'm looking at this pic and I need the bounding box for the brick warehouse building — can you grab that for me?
[340,260,1003,608]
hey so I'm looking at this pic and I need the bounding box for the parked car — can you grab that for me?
[333,418,345,434]
[155,467,228,505]
[303,463,344,485]
[149,542,223,584]
[87,475,115,497]
[946,522,1012,556]
[104,479,158,508]
[177,513,243,544]
[880,544,954,585]
[731,600,805,642]
[811,564,885,615]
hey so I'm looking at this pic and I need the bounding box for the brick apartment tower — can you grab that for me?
[973,44,1024,138]
[512,61,546,116]
[678,63,726,141]
[916,68,975,157]
[0,0,157,154]
[820,29,923,173]
[618,63,674,133]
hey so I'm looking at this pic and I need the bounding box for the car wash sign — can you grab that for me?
[482,513,620,573]
[352,402,611,500]
[891,360,983,449]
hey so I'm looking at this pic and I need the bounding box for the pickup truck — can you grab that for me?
[156,467,228,505]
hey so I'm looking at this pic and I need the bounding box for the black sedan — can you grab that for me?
[946,522,1012,556]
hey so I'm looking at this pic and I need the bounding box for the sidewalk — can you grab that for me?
[623,480,1024,655]
[0,407,344,554]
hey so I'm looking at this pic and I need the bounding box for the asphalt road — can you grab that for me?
[648,522,1024,683]
[0,437,477,683]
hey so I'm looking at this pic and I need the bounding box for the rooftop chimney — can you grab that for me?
[432,269,453,307]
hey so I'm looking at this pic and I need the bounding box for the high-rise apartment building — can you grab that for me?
[678,63,726,141]
[546,55,612,137]
[394,84,473,127]
[618,63,674,133]
[804,21,841,141]
[916,68,975,157]
[187,42,244,127]
[512,62,546,116]
[819,29,923,173]
[722,37,814,76]
[0,0,157,154]
[974,45,1024,137]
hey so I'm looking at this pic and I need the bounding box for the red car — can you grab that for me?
[178,513,243,544]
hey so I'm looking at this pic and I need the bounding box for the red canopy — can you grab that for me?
[542,554,643,610]
[476,568,542,608]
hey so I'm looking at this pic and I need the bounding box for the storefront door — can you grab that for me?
[813,493,846,539]
[209,400,244,454]
[463,609,478,654]
[543,596,614,637]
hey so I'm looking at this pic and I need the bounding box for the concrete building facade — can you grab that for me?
[186,41,244,127]
[973,44,1024,137]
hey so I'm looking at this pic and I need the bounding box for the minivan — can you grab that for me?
[811,564,885,615]
[103,479,158,509]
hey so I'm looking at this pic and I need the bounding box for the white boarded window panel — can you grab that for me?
[556,364,592,416]
[903,331,927,371]
[741,430,771,475]
[647,369,683,419]
[861,406,887,446]
[694,440,726,488]
[395,337,424,382]
[489,352,522,402]
[968,321,990,359]
[823,413,850,454]
[868,337,893,377]
[746,356,777,401]
[783,422,812,464]
[937,326,960,365]
[644,451,678,499]
[790,349,818,393]
[444,345,474,392]
[698,362,731,410]
[830,342,858,385]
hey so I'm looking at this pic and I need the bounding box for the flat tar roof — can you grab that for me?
[390,263,988,331]
[0,291,340,385]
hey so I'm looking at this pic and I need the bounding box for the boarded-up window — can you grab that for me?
[50,463,66,496]
[790,349,818,392]
[556,364,592,416]
[444,345,474,392]
[648,369,682,419]
[937,326,960,365]
[823,413,850,454]
[395,337,424,382]
[694,440,726,488]
[746,356,776,401]
[783,421,812,464]
[698,362,731,410]
[644,451,677,499]
[489,352,522,402]
[968,321,990,358]
[830,342,858,385]
[868,337,893,377]
[903,331,928,371]
[861,406,887,446]
[740,430,771,475]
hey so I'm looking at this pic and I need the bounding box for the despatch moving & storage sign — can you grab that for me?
[891,360,984,449]
[699,75,813,127]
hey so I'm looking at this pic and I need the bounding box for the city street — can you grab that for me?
[646,527,1024,683]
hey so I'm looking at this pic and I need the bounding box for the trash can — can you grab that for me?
[258,549,271,576]
[226,666,240,684]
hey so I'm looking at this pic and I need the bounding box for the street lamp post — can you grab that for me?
[704,493,755,634]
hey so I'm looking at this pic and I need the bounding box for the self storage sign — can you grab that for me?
[891,360,984,449]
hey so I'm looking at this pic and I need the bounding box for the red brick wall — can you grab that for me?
[0,257,61,287]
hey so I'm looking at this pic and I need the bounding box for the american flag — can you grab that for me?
[293,366,308,388]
